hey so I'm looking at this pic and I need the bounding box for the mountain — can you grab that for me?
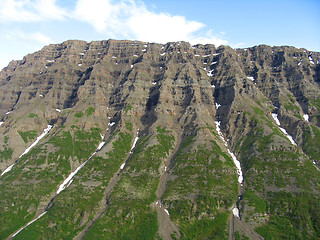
[0,39,319,240]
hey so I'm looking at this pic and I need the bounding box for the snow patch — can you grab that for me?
[279,127,297,146]
[215,103,221,109]
[152,82,157,85]
[6,111,11,115]
[309,56,315,64]
[56,109,61,113]
[227,149,243,183]
[130,130,139,154]
[56,152,96,194]
[298,59,303,66]
[66,179,73,188]
[0,121,3,126]
[247,76,255,81]
[232,207,240,218]
[194,54,200,57]
[202,54,210,57]
[212,53,220,56]
[120,163,126,170]
[130,137,139,151]
[108,122,115,127]
[19,125,52,159]
[131,65,133,68]
[97,142,105,151]
[78,64,82,66]
[39,94,44,97]
[164,209,170,216]
[12,211,47,238]
[211,61,217,65]
[215,121,243,184]
[272,113,297,146]
[1,164,14,176]
[271,113,281,126]
[160,52,166,56]
[303,114,309,122]
[46,60,54,63]
[207,70,214,77]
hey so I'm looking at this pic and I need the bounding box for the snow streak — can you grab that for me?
[1,125,52,176]
[271,113,297,146]
[56,154,94,195]
[19,125,53,158]
[1,164,14,176]
[232,207,240,218]
[130,134,139,154]
[214,121,243,184]
[12,211,47,238]
[121,129,139,171]
[56,138,106,195]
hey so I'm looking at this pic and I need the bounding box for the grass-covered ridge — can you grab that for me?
[18,130,38,143]
[162,128,239,239]
[237,112,320,239]
[14,130,133,239]
[83,126,175,239]
[0,136,13,162]
[0,126,103,239]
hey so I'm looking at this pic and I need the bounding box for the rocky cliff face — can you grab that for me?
[0,40,319,240]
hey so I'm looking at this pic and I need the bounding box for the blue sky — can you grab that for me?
[0,0,319,69]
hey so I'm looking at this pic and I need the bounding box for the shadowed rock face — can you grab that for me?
[0,40,319,240]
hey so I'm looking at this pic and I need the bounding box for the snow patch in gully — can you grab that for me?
[1,125,52,176]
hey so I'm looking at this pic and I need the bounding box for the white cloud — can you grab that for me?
[28,32,54,45]
[0,0,228,50]
[127,10,205,44]
[35,0,67,20]
[74,0,114,32]
[0,0,67,22]
[6,30,53,45]
[0,30,54,69]
[73,0,228,46]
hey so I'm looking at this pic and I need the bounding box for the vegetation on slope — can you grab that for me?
[237,110,320,240]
